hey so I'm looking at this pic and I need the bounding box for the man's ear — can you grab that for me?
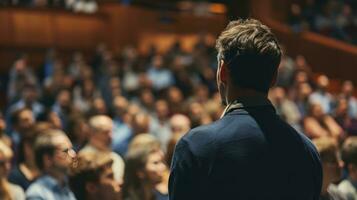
[86,182,98,194]
[218,60,228,83]
[43,154,52,169]
[270,70,278,87]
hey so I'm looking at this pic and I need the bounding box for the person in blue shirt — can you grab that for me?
[169,19,323,200]
[26,129,77,200]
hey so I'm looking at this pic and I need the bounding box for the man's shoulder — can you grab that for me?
[338,179,357,194]
[178,113,265,157]
[26,178,50,198]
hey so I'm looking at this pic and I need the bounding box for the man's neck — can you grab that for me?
[226,86,268,104]
[47,170,67,186]
[89,139,109,151]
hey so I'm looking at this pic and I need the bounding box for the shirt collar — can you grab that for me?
[221,95,273,118]
[41,175,70,191]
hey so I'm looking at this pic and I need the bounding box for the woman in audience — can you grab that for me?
[0,140,25,200]
[303,102,344,140]
[123,135,168,200]
[334,97,357,137]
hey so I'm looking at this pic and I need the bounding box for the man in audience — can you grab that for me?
[79,115,125,182]
[340,80,357,119]
[9,108,35,159]
[112,96,133,156]
[338,136,357,200]
[309,74,333,114]
[70,151,122,200]
[313,137,346,200]
[8,83,44,119]
[26,129,77,200]
[150,99,171,151]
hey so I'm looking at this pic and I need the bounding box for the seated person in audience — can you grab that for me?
[9,122,52,190]
[335,98,357,137]
[9,108,35,162]
[339,81,357,119]
[79,115,125,182]
[269,86,301,130]
[127,134,169,197]
[313,137,346,200]
[70,151,122,200]
[338,137,357,200]
[293,82,313,118]
[0,112,11,147]
[0,140,25,200]
[123,137,168,200]
[309,74,334,114]
[304,103,344,140]
[166,114,191,166]
[8,83,44,120]
[26,129,77,200]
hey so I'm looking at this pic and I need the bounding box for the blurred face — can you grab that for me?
[51,134,76,174]
[58,90,71,108]
[143,150,166,185]
[155,100,169,119]
[23,87,38,103]
[311,104,325,118]
[317,75,329,90]
[17,110,35,133]
[342,81,354,96]
[94,122,113,148]
[96,162,122,200]
[0,116,6,132]
[336,98,348,116]
[323,152,343,183]
[48,112,62,129]
[0,152,12,178]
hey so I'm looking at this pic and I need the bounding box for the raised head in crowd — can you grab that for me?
[26,129,77,200]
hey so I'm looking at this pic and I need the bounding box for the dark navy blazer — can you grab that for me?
[169,97,322,200]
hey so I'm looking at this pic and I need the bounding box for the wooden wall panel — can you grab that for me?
[12,12,54,46]
[54,14,106,49]
[0,10,13,45]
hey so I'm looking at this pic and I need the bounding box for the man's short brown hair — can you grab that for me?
[216,19,281,92]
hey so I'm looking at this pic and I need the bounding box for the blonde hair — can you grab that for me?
[312,137,339,163]
[127,134,161,154]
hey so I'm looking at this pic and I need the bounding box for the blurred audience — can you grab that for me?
[0,37,356,199]
[288,0,357,44]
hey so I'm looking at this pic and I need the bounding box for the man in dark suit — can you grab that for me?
[169,19,322,200]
